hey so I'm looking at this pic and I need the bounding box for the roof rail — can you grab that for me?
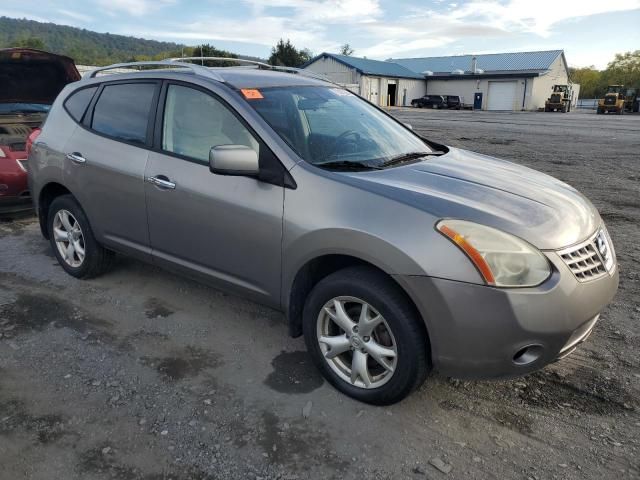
[88,57,339,87]
[167,57,272,68]
[87,60,225,81]
[166,57,339,86]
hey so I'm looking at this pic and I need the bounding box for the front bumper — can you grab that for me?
[394,252,618,379]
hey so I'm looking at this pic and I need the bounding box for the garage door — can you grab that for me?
[487,81,517,110]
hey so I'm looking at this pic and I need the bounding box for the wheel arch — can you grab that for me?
[37,182,74,239]
[285,252,430,355]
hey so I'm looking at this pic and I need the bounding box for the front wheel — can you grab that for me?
[303,267,430,405]
[48,195,113,279]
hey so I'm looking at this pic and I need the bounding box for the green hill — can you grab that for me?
[0,16,264,66]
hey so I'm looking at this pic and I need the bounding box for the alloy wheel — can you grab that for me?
[316,296,398,389]
[53,209,85,268]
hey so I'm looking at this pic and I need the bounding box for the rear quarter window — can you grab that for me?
[91,83,156,145]
[64,86,98,122]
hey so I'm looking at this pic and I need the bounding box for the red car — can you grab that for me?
[0,48,80,214]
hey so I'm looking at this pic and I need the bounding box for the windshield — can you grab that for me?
[246,86,432,168]
[0,103,51,114]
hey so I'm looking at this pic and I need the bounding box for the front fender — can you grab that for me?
[282,228,424,306]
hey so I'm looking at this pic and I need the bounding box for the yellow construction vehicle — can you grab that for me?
[545,84,572,112]
[597,85,627,114]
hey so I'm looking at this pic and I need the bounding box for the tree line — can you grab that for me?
[570,51,640,99]
[0,17,358,69]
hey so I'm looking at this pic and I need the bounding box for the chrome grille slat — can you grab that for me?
[558,229,613,282]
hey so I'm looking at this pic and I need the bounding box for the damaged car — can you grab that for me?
[0,48,80,213]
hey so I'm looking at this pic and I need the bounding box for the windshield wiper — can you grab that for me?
[380,151,445,168]
[315,160,382,171]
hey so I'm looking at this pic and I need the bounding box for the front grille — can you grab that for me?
[604,96,616,105]
[558,229,614,282]
[550,94,561,103]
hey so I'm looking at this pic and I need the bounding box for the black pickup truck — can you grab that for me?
[411,94,461,109]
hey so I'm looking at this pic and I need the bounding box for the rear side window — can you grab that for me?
[64,86,97,122]
[91,83,156,145]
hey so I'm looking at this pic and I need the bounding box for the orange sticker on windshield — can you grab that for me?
[241,89,264,100]
[11,52,21,59]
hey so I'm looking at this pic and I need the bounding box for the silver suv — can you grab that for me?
[29,60,618,404]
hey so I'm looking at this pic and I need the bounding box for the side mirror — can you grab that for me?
[209,145,259,176]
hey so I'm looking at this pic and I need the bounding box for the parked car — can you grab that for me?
[411,94,462,110]
[0,48,80,214]
[411,94,446,109]
[29,61,618,405]
[444,95,462,109]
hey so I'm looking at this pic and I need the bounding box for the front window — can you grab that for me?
[162,84,259,164]
[246,86,433,169]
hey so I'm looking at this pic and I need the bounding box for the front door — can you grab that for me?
[144,83,284,305]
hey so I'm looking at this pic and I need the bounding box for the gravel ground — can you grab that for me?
[1,109,639,480]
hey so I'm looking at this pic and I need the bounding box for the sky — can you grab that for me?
[2,0,640,69]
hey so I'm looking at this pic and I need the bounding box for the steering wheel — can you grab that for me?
[327,130,361,159]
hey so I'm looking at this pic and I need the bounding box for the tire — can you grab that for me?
[47,194,114,279]
[302,266,430,405]
[596,107,603,114]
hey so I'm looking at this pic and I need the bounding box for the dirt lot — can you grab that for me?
[1,109,639,480]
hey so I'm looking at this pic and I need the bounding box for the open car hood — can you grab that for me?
[0,48,81,104]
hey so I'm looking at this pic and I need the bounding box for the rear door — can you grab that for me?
[144,81,284,305]
[63,80,159,260]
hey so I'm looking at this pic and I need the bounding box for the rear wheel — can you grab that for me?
[47,195,113,279]
[303,266,430,405]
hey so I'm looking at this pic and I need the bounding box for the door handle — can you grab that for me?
[66,152,86,164]
[146,175,176,190]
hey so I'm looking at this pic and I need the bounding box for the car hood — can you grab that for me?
[0,48,80,104]
[344,147,600,250]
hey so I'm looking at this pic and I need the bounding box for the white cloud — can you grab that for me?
[446,0,640,37]
[58,9,93,22]
[114,0,640,60]
[244,0,382,22]
[95,0,175,16]
[139,15,321,47]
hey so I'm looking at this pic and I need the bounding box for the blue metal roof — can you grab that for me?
[303,53,425,80]
[390,50,565,76]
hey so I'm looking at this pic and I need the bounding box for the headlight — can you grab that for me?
[436,219,551,287]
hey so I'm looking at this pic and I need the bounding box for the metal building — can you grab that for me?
[390,50,573,111]
[302,53,426,107]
